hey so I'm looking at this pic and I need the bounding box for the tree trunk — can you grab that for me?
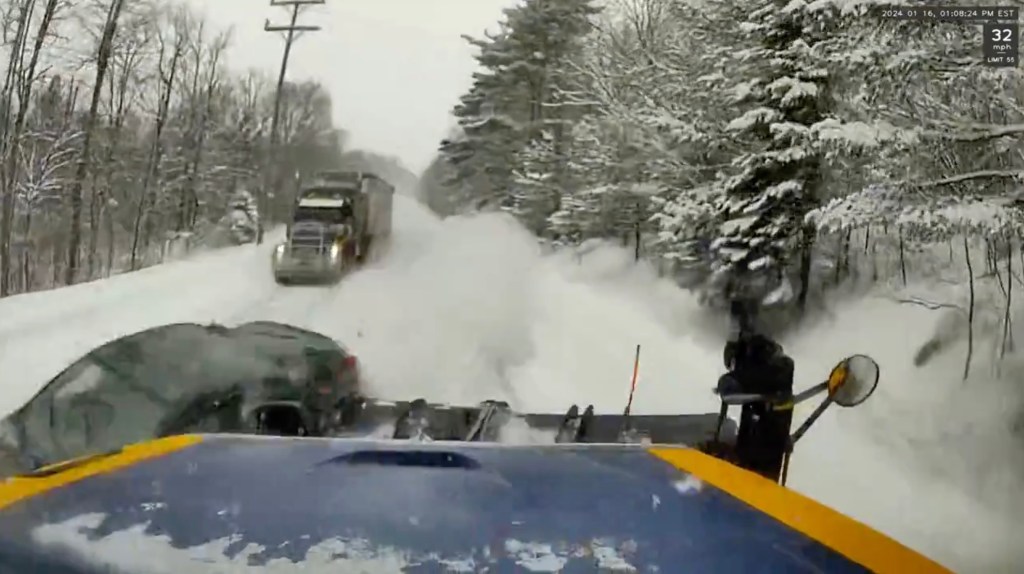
[898,225,907,286]
[182,46,222,232]
[0,0,35,295]
[65,0,126,286]
[963,235,975,381]
[796,223,815,312]
[129,34,182,270]
[20,209,32,290]
[1001,236,1013,358]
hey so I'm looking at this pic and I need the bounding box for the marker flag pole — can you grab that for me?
[623,344,641,417]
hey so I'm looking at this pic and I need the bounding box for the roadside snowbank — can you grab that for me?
[0,230,284,415]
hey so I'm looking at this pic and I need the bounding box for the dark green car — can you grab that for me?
[0,321,361,475]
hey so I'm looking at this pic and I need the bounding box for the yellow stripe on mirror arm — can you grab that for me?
[0,434,203,511]
[648,447,952,574]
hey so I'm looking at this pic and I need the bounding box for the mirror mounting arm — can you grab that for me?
[788,395,835,449]
[790,381,829,406]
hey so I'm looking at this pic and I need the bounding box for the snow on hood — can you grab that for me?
[31,513,640,573]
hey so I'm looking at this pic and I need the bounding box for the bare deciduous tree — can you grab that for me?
[0,0,348,298]
[65,0,125,285]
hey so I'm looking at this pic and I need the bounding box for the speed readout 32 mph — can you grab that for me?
[878,6,1019,67]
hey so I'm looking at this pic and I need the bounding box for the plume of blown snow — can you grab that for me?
[309,204,726,414]
[783,297,1024,572]
[308,197,1023,572]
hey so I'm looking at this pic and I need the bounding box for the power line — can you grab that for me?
[257,0,325,244]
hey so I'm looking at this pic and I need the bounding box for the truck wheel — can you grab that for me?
[275,275,291,286]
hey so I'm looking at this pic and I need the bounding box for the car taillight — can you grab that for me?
[338,355,358,382]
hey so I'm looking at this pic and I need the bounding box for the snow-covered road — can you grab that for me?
[1,195,1021,572]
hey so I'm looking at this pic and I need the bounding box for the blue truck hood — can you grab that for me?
[0,434,947,573]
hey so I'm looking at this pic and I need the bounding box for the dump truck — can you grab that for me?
[271,171,394,285]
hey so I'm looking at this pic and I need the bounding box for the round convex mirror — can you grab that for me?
[829,354,880,407]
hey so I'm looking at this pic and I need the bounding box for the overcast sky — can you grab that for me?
[186,0,517,174]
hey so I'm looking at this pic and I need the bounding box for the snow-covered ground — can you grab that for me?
[1,195,1022,572]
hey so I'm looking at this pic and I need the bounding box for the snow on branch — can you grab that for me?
[811,118,918,149]
[650,183,720,247]
[914,169,1024,188]
[898,197,1024,237]
[889,295,963,312]
[727,107,781,132]
[767,76,819,108]
[18,129,83,205]
[801,0,901,16]
[925,122,1024,143]
[805,184,902,231]
[809,182,1024,238]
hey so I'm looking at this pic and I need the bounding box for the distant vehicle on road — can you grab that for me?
[272,171,394,285]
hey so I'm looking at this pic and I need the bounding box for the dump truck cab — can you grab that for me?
[272,195,356,284]
[271,171,393,285]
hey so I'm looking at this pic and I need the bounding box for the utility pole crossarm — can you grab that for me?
[265,21,321,32]
[270,0,325,5]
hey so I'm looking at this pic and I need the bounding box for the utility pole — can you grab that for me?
[258,0,324,244]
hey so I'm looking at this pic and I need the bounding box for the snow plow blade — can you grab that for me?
[0,434,949,573]
[334,398,736,446]
[522,412,728,444]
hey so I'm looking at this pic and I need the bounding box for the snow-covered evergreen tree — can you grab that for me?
[690,0,833,310]
[425,0,1024,332]
[439,0,601,228]
[440,27,528,211]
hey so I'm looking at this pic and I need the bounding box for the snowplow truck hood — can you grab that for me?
[0,435,949,573]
